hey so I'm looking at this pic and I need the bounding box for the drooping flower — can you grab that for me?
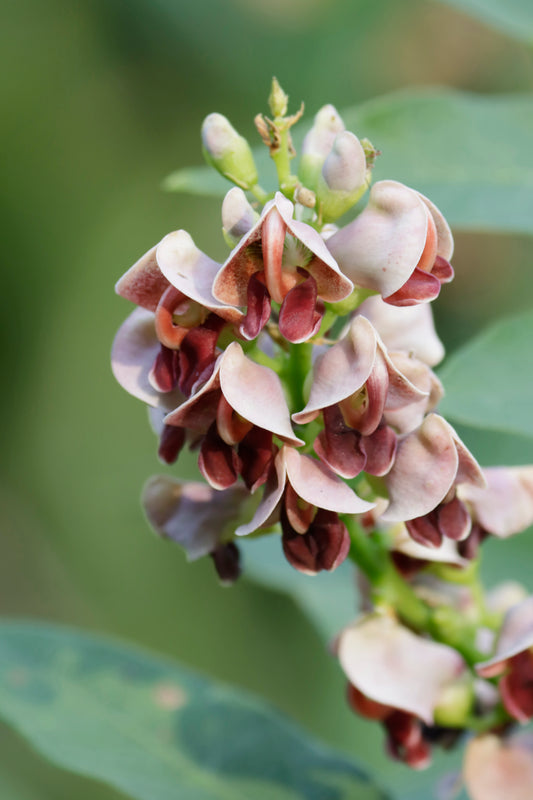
[293,316,426,478]
[212,191,353,342]
[381,414,486,548]
[337,614,466,768]
[235,445,373,574]
[476,595,533,723]
[326,180,454,306]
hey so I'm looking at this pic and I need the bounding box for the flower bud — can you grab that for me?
[221,187,259,247]
[201,113,258,190]
[268,77,288,118]
[317,131,368,221]
[298,104,345,190]
[433,676,474,727]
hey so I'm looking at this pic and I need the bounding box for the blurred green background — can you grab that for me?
[1,0,533,796]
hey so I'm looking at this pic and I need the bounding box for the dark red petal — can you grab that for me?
[432,255,454,284]
[384,267,441,307]
[238,427,277,492]
[240,273,271,340]
[500,651,533,723]
[314,405,366,479]
[278,274,323,344]
[405,512,442,548]
[457,524,487,560]
[391,551,429,579]
[361,425,397,476]
[281,507,350,574]
[178,314,225,396]
[150,345,180,393]
[346,683,391,721]
[437,496,471,541]
[158,424,186,464]
[284,482,316,533]
[210,542,241,585]
[198,423,240,490]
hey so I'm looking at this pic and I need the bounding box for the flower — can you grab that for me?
[326,180,454,306]
[459,466,533,539]
[235,445,373,574]
[464,734,533,800]
[381,414,486,548]
[476,595,533,722]
[293,315,426,478]
[212,191,353,342]
[337,614,466,768]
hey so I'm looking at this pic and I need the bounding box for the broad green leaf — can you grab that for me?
[438,308,533,438]
[434,0,533,44]
[165,90,533,236]
[0,622,389,800]
[245,535,356,642]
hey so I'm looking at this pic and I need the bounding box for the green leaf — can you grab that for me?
[438,308,533,438]
[164,89,533,236]
[244,536,356,642]
[0,622,389,800]
[434,0,533,44]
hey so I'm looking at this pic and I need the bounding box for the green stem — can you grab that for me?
[249,183,271,205]
[284,342,312,412]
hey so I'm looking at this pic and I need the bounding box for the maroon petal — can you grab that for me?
[178,314,225,396]
[149,345,180,393]
[357,349,389,435]
[385,712,431,769]
[500,651,533,723]
[432,255,454,283]
[314,405,366,479]
[284,483,316,534]
[115,245,169,311]
[457,524,487,560]
[238,427,276,492]
[158,424,186,464]
[216,394,254,446]
[198,423,240,490]
[278,274,323,344]
[282,507,350,574]
[406,512,443,549]
[209,541,241,585]
[240,273,271,340]
[361,425,397,476]
[437,496,471,541]
[347,683,391,721]
[384,267,441,307]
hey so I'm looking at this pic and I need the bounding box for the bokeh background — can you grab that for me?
[2,0,533,796]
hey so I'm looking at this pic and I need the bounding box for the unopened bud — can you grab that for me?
[433,678,474,727]
[201,113,258,190]
[222,187,259,246]
[317,131,369,222]
[268,77,289,118]
[298,104,345,190]
[210,541,241,585]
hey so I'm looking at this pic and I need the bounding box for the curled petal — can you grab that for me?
[238,427,276,493]
[278,274,323,344]
[239,273,271,340]
[393,525,468,567]
[157,230,242,324]
[314,405,366,479]
[385,352,443,434]
[357,296,445,367]
[284,446,374,515]
[115,245,169,311]
[164,357,222,432]
[464,735,533,800]
[326,180,429,298]
[459,467,533,538]
[220,342,303,445]
[383,267,441,307]
[418,193,454,261]
[142,475,248,560]
[235,450,287,536]
[262,205,287,304]
[111,308,184,410]
[337,615,465,723]
[382,414,460,522]
[199,423,240,490]
[222,187,258,242]
[477,596,533,677]
[361,425,397,476]
[282,508,350,575]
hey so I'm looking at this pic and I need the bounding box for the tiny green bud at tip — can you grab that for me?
[269,77,289,118]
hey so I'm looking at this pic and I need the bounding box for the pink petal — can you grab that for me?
[115,245,170,311]
[477,596,533,677]
[262,204,287,304]
[459,467,533,538]
[142,475,248,560]
[356,296,445,367]
[156,230,242,324]
[284,446,374,514]
[326,180,429,298]
[383,266,441,307]
[219,342,303,446]
[111,308,184,410]
[384,352,443,434]
[417,192,454,261]
[381,414,460,522]
[235,450,287,537]
[464,735,533,800]
[293,316,377,424]
[393,526,468,566]
[337,615,465,723]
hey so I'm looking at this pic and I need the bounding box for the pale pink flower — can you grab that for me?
[327,180,454,306]
[459,466,533,538]
[212,191,353,342]
[464,734,533,800]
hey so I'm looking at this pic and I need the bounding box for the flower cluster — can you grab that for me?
[112,81,533,778]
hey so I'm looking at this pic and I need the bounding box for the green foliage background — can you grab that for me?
[1,0,532,796]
